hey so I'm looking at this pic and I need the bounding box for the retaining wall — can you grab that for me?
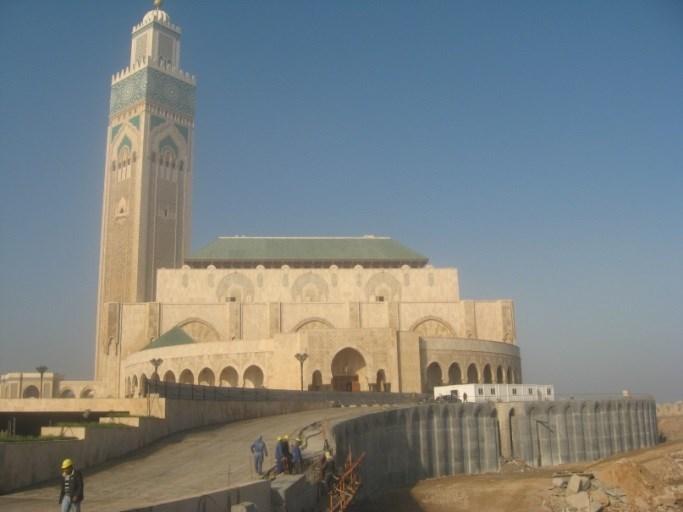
[331,397,657,499]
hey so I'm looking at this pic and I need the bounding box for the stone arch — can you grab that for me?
[80,388,95,399]
[512,368,519,384]
[467,363,479,384]
[60,388,76,398]
[219,366,239,387]
[22,385,39,398]
[139,374,148,397]
[216,272,255,303]
[163,370,176,383]
[410,316,456,337]
[291,272,329,302]
[507,367,513,384]
[376,369,387,392]
[292,317,334,332]
[243,365,264,388]
[496,366,504,383]
[331,347,367,391]
[310,370,323,391]
[508,408,517,458]
[448,363,462,384]
[425,362,442,392]
[179,369,194,385]
[483,364,493,384]
[132,375,138,396]
[175,318,220,343]
[198,368,215,386]
[364,272,401,302]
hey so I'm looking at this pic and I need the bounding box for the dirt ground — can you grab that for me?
[361,416,683,512]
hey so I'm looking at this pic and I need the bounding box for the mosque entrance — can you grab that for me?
[331,347,366,392]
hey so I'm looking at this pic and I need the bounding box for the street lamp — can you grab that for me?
[294,353,308,392]
[36,365,48,399]
[150,358,163,380]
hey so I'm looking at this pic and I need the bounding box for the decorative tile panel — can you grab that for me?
[110,68,195,117]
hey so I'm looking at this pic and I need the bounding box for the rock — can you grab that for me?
[553,476,568,488]
[591,488,610,507]
[568,474,591,494]
[566,491,590,509]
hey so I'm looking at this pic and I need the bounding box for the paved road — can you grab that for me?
[0,406,389,512]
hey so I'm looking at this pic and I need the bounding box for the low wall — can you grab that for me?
[121,479,271,512]
[331,397,658,500]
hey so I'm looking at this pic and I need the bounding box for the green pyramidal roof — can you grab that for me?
[186,236,429,267]
[144,327,194,350]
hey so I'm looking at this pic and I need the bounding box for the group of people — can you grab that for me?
[250,434,304,476]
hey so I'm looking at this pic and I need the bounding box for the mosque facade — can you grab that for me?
[1,5,523,399]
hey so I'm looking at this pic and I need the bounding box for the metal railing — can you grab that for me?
[145,380,428,406]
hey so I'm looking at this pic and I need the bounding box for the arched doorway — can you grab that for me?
[425,362,442,393]
[163,370,176,383]
[243,365,264,388]
[198,368,215,386]
[23,385,39,398]
[219,366,238,387]
[179,369,194,385]
[483,364,493,384]
[310,370,323,391]
[331,347,366,392]
[376,369,387,392]
[467,363,479,384]
[80,388,95,399]
[448,363,462,384]
[60,388,75,398]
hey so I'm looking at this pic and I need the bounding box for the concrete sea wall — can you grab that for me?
[332,403,501,497]
[331,398,657,499]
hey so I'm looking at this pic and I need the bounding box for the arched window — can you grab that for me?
[467,363,479,384]
[198,368,215,386]
[179,369,194,385]
[483,364,493,384]
[448,363,462,385]
[243,366,264,389]
[496,366,504,383]
[163,370,176,383]
[425,362,442,392]
[310,370,323,391]
[219,366,238,387]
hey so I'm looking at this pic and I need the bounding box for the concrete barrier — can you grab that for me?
[121,479,271,512]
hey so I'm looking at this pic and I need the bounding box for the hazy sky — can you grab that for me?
[0,1,681,401]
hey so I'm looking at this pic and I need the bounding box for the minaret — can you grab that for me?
[95,3,195,385]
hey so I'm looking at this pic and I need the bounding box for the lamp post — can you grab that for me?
[150,358,163,394]
[294,353,308,392]
[36,365,48,399]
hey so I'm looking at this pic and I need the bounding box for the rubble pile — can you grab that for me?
[546,460,682,512]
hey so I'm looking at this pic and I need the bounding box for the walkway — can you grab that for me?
[0,406,389,512]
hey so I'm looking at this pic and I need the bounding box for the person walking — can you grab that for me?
[58,459,84,512]
[291,438,303,474]
[250,435,268,475]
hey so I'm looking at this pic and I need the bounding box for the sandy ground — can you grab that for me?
[362,416,683,512]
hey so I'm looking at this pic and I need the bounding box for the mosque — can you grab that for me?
[1,4,523,399]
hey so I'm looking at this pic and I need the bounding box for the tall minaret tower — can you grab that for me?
[95,3,195,385]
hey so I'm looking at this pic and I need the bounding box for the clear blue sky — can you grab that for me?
[1,1,681,401]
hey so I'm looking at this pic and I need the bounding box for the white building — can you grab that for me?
[434,383,555,403]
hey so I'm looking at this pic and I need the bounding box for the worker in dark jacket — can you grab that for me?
[281,434,292,473]
[291,438,303,474]
[58,458,84,512]
[275,436,284,473]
